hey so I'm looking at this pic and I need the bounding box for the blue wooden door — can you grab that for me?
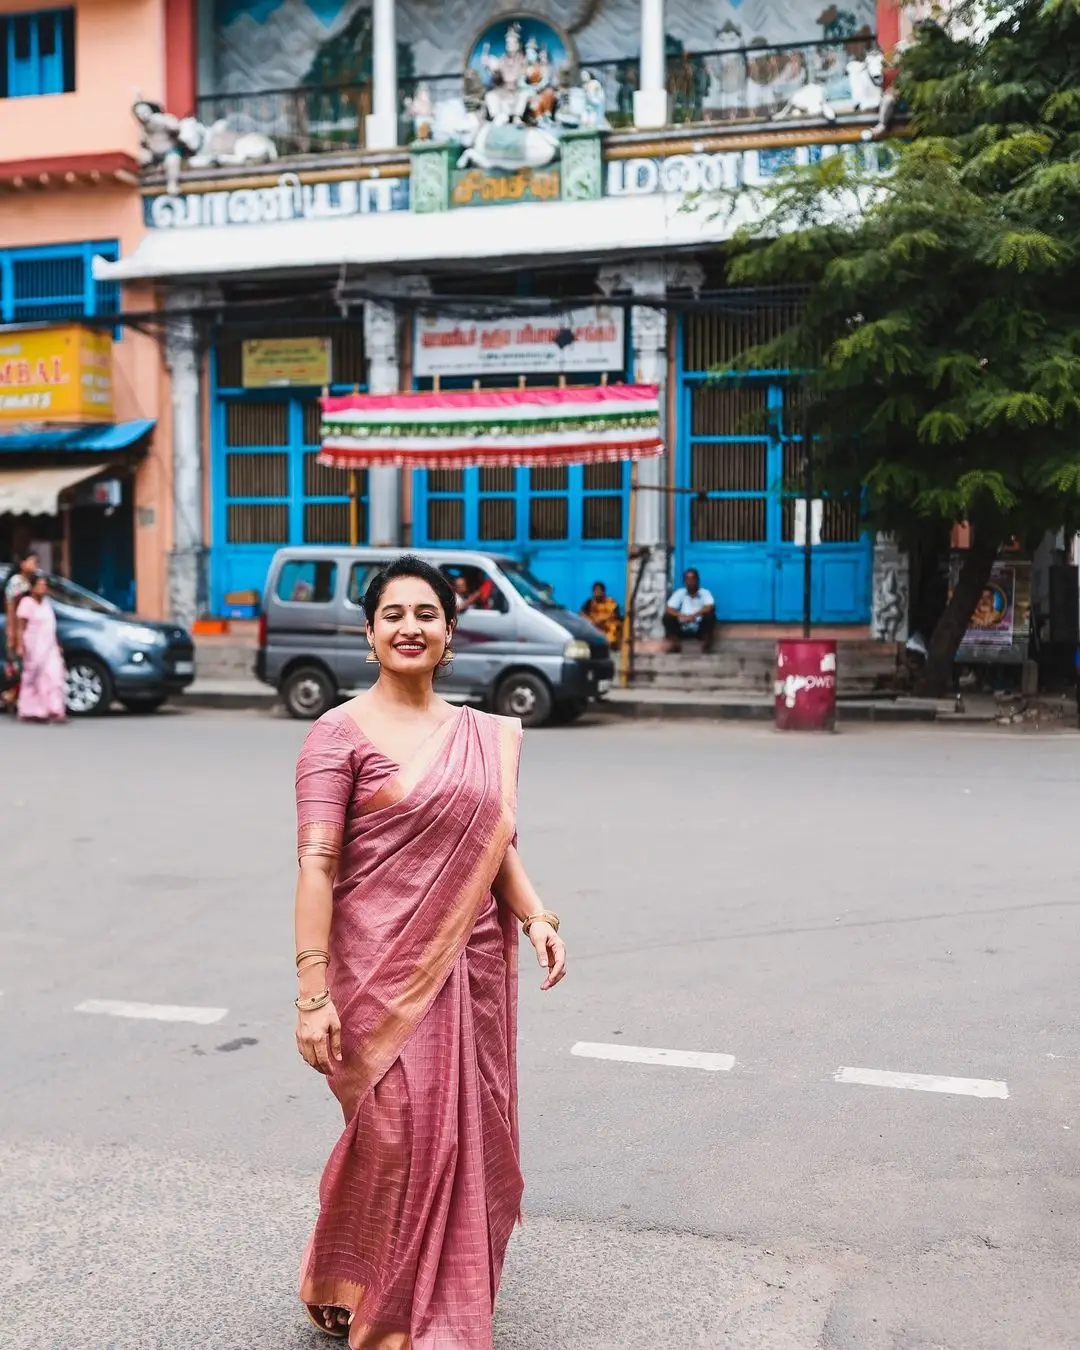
[676,325,870,623]
[209,323,368,614]
[412,462,629,613]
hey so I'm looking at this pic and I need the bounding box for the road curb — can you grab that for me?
[178,689,280,712]
[176,688,947,723]
[595,698,941,723]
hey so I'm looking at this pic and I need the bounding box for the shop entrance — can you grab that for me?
[209,321,367,614]
[675,315,871,623]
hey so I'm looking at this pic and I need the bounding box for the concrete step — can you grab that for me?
[631,639,901,696]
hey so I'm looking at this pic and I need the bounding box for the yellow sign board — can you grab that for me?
[241,337,333,389]
[0,325,114,424]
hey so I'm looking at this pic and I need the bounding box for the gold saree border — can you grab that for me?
[332,712,520,1121]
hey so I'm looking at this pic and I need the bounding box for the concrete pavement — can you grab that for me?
[1,712,1079,1348]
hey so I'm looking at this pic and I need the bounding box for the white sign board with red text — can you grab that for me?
[414,307,625,378]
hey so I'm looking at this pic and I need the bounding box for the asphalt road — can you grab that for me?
[1,710,1078,1350]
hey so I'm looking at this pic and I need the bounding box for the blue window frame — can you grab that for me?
[0,241,119,324]
[0,9,76,99]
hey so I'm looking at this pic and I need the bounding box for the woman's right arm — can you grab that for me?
[294,721,356,1075]
[294,856,341,1073]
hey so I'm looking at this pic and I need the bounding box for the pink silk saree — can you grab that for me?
[294,704,524,1350]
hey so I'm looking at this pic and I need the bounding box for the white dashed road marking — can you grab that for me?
[834,1066,1008,1099]
[571,1042,736,1072]
[75,1000,228,1025]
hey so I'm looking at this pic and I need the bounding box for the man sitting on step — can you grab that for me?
[663,568,716,653]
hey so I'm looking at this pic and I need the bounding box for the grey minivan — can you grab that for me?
[256,547,615,727]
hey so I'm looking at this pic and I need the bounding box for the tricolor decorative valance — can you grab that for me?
[318,384,662,470]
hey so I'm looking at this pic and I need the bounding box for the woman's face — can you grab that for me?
[368,576,451,677]
[31,577,47,599]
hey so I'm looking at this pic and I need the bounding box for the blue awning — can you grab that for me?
[0,418,155,453]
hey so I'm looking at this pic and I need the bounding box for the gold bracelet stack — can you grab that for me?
[296,947,329,974]
[295,989,331,1012]
[521,911,560,937]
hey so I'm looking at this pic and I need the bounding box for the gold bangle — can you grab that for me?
[295,990,331,1012]
[522,911,560,937]
[296,955,329,974]
[296,948,329,966]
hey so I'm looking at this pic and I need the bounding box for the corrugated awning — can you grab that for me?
[0,419,155,454]
[0,465,106,516]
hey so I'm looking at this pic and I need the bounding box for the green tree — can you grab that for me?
[722,0,1080,694]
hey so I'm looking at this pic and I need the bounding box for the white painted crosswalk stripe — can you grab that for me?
[75,999,228,1026]
[571,1042,735,1072]
[833,1066,1008,1099]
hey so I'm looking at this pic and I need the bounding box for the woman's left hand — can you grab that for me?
[529,922,566,991]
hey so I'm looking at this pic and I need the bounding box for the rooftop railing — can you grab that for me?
[587,35,877,127]
[192,35,877,163]
[194,82,371,157]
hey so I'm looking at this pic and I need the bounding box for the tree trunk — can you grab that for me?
[916,534,1001,697]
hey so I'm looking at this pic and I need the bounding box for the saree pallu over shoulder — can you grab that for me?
[295,707,524,1350]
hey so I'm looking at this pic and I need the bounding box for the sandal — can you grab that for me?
[304,1303,351,1338]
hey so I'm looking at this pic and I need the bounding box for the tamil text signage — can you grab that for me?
[145,174,410,230]
[0,326,113,423]
[414,308,625,378]
[450,166,560,209]
[605,142,893,198]
[241,337,333,389]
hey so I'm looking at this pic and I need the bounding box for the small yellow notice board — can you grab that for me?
[0,325,114,423]
[241,337,333,389]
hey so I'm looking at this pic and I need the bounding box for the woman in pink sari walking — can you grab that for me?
[14,574,66,723]
[293,554,566,1348]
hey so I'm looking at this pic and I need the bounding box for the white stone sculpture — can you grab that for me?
[579,69,609,128]
[133,97,201,195]
[183,118,278,170]
[704,21,748,119]
[133,95,277,193]
[773,81,837,122]
[847,49,885,112]
[455,114,561,170]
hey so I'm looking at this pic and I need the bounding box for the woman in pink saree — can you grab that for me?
[14,575,66,722]
[293,555,566,1348]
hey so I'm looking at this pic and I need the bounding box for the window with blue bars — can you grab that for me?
[0,241,119,325]
[0,9,76,98]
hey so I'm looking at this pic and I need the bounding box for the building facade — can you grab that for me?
[0,0,188,610]
[8,0,909,634]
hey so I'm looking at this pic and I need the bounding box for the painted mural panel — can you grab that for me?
[208,0,877,94]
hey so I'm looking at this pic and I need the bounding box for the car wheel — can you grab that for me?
[120,696,168,714]
[551,699,587,725]
[282,665,336,720]
[65,657,112,717]
[494,671,553,728]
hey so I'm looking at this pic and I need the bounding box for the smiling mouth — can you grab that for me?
[393,643,426,655]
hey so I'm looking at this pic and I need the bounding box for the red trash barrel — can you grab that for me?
[774,640,837,731]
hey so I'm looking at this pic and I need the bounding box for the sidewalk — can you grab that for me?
[175,679,963,723]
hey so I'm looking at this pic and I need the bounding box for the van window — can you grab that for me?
[441,565,509,615]
[276,559,337,604]
[347,563,381,608]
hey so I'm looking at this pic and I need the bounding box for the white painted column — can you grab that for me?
[164,289,206,629]
[363,297,401,545]
[634,0,668,129]
[598,262,704,638]
[365,0,398,149]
